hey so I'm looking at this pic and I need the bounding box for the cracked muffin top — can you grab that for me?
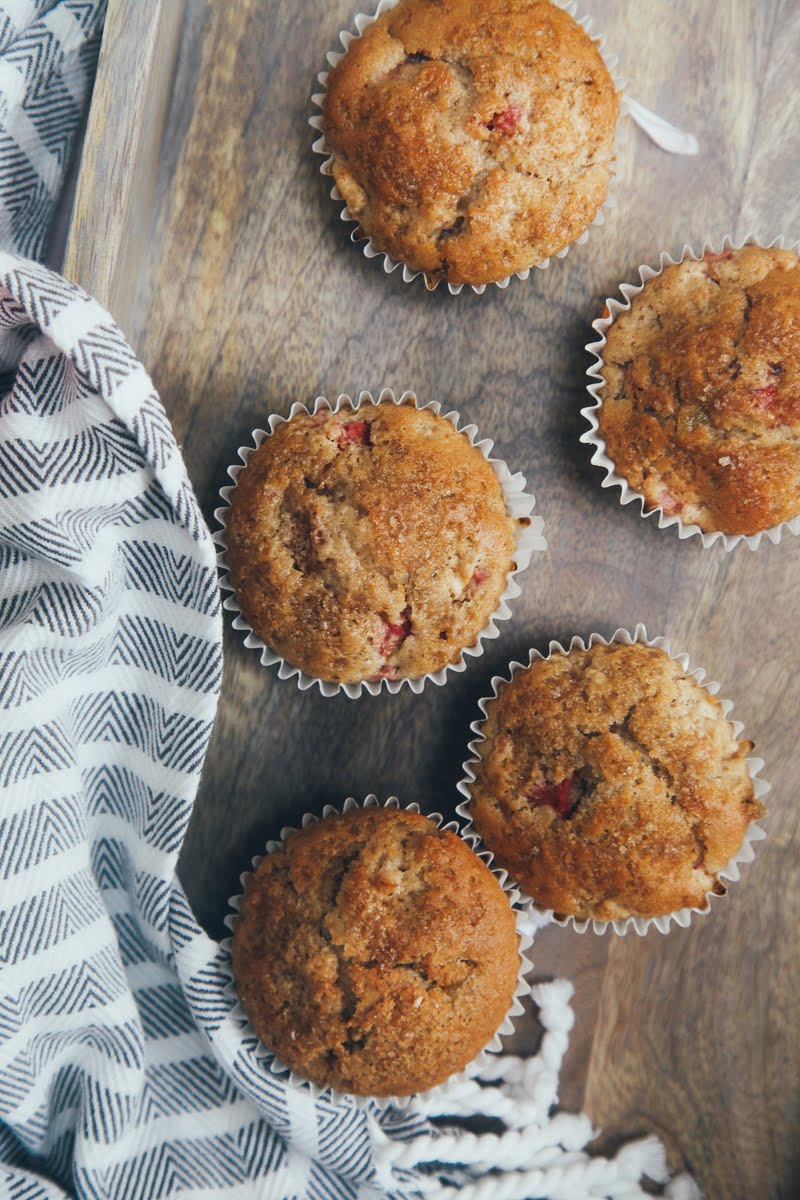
[597,244,800,535]
[322,0,619,287]
[231,806,520,1096]
[225,402,517,685]
[468,642,763,922]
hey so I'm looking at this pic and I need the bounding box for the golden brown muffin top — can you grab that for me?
[225,402,517,685]
[322,0,619,287]
[598,244,800,536]
[232,807,520,1096]
[469,642,763,922]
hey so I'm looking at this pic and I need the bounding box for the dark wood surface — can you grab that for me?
[64,2,800,1197]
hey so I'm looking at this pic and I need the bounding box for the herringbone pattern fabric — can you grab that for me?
[0,1,106,261]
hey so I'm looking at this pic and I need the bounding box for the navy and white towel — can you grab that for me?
[0,0,106,261]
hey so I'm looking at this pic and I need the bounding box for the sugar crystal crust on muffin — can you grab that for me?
[225,402,517,684]
[598,244,800,535]
[469,642,764,921]
[322,0,619,287]
[232,806,520,1096]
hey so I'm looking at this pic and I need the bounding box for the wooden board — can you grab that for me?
[63,2,800,1196]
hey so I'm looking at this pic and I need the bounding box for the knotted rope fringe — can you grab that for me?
[371,980,702,1199]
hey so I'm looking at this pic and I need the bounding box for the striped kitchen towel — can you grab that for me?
[0,0,106,261]
[0,256,702,1200]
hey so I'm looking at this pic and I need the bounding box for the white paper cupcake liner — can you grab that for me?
[220,794,534,1112]
[213,387,546,698]
[456,624,769,937]
[310,0,698,295]
[581,234,800,550]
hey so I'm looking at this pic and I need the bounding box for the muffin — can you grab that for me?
[231,806,520,1096]
[597,244,800,536]
[468,641,764,922]
[224,401,517,685]
[322,0,619,288]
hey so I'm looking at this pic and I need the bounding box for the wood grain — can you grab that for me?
[63,0,186,335]
[63,2,800,1196]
